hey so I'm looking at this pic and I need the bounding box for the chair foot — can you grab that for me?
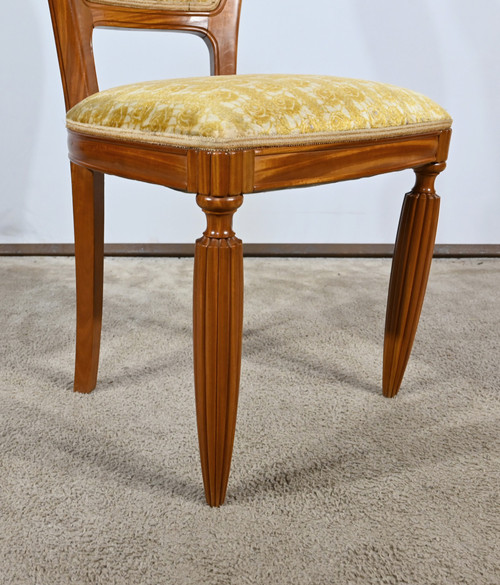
[71,163,104,393]
[383,162,445,398]
[193,195,244,506]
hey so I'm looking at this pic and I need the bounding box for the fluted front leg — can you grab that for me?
[71,163,104,393]
[193,194,244,506]
[383,162,445,398]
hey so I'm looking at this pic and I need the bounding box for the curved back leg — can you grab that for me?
[71,163,105,393]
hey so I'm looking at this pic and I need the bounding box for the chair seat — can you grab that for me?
[66,74,451,149]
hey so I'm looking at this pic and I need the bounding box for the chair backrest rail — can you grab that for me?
[48,0,242,110]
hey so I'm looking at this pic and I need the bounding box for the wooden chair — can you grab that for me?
[48,0,452,506]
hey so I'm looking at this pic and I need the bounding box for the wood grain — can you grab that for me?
[48,0,452,505]
[253,134,441,191]
[48,0,241,112]
[383,162,445,398]
[68,131,189,191]
[67,131,448,198]
[194,194,243,506]
[187,150,254,195]
[48,0,97,110]
[71,163,105,393]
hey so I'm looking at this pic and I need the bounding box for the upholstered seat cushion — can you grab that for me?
[66,74,452,149]
[91,0,222,11]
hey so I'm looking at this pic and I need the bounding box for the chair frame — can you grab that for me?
[48,0,451,506]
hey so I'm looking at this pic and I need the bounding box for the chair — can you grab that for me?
[48,0,452,506]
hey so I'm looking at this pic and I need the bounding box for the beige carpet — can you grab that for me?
[1,257,499,585]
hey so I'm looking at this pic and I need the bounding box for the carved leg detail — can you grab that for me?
[193,194,244,506]
[383,162,445,398]
[71,163,104,393]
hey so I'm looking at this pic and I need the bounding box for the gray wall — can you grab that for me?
[1,0,498,244]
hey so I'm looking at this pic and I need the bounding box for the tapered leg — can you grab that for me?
[383,162,445,398]
[71,163,104,393]
[193,194,244,507]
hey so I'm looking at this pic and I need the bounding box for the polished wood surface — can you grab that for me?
[188,150,254,196]
[68,131,189,191]
[67,130,451,197]
[48,0,451,505]
[71,163,105,393]
[253,133,443,192]
[48,0,241,110]
[383,162,444,398]
[194,194,243,506]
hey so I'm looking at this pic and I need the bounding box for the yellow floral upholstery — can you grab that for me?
[91,0,222,10]
[67,74,452,149]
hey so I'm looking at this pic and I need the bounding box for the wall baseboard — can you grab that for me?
[1,243,499,257]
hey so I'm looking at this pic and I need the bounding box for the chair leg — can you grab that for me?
[71,163,105,393]
[193,194,244,507]
[383,162,445,398]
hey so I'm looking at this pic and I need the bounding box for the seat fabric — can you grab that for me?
[67,74,452,149]
[91,0,222,10]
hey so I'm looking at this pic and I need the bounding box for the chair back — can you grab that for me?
[48,0,242,110]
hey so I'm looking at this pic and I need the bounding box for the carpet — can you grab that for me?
[1,257,499,584]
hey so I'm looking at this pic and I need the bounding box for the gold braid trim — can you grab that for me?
[67,118,451,150]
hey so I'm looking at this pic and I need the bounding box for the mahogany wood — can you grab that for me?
[67,131,450,196]
[68,131,189,191]
[88,1,241,76]
[71,163,105,393]
[48,0,451,505]
[193,194,243,506]
[48,0,97,110]
[48,0,241,110]
[253,134,440,192]
[383,162,444,398]
[187,150,254,196]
